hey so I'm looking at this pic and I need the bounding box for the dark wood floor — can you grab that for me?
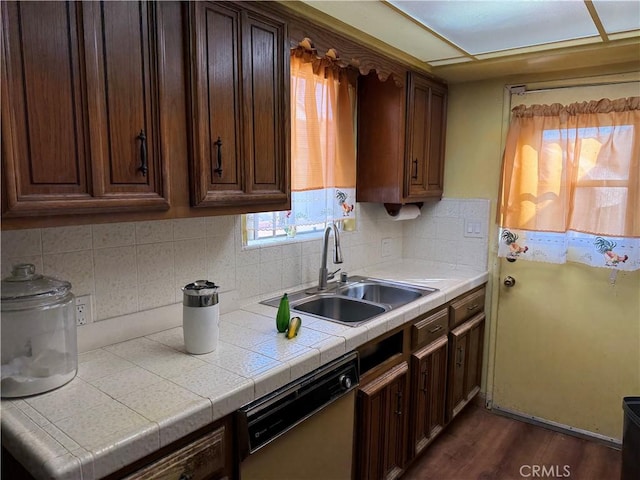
[402,404,622,480]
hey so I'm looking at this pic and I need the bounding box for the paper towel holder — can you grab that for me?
[384,202,423,217]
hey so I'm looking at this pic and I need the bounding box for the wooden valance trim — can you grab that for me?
[287,22,406,87]
[291,43,359,86]
[257,1,444,89]
[247,1,449,89]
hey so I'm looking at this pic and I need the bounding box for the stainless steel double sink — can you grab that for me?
[262,276,438,327]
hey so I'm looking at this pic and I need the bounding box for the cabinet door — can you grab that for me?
[356,361,408,480]
[464,313,485,400]
[188,1,289,209]
[410,335,448,458]
[2,1,168,216]
[123,425,229,480]
[448,313,485,421]
[405,73,447,200]
[83,1,166,202]
[2,1,90,214]
[241,8,288,204]
[356,71,447,205]
[189,1,244,206]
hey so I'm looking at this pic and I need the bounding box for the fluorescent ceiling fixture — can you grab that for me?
[304,1,462,61]
[389,0,600,55]
[592,0,640,34]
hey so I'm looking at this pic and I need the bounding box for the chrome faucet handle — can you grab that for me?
[327,268,341,281]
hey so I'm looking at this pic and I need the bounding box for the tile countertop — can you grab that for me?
[1,261,488,480]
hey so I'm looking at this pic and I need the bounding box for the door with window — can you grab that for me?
[491,82,640,441]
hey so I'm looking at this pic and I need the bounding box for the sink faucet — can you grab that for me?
[318,223,343,290]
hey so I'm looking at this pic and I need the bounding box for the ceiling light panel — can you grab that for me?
[389,0,601,55]
[304,1,462,62]
[592,0,640,34]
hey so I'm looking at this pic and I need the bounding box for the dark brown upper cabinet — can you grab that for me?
[1,1,169,217]
[356,71,447,205]
[187,1,290,211]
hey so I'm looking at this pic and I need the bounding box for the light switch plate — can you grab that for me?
[464,219,484,238]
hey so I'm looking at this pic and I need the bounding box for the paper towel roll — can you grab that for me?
[385,204,421,221]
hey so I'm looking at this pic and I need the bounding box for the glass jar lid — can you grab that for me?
[1,264,72,306]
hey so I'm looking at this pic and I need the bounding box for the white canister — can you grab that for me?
[182,280,219,355]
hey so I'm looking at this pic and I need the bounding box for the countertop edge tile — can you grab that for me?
[40,453,83,480]
[157,398,214,448]
[287,348,321,380]
[252,362,291,398]
[89,421,159,479]
[70,448,95,480]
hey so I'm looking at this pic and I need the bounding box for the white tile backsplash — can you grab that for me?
[137,279,176,312]
[136,242,174,281]
[42,225,92,254]
[43,250,95,297]
[403,198,490,271]
[134,219,174,244]
[0,199,489,331]
[94,246,137,291]
[172,217,206,241]
[92,223,136,249]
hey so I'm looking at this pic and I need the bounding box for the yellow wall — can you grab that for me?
[444,76,640,440]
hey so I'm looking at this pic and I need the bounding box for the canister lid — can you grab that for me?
[182,280,219,307]
[1,264,72,309]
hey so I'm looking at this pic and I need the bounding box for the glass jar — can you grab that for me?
[1,264,77,397]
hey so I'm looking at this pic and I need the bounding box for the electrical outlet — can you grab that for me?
[75,294,92,326]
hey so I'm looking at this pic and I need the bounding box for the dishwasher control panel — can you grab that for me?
[236,352,359,457]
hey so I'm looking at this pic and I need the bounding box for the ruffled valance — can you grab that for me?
[511,97,640,118]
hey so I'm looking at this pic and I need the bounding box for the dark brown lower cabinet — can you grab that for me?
[356,361,409,480]
[122,426,228,479]
[409,335,448,459]
[448,313,485,421]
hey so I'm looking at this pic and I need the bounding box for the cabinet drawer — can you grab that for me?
[125,426,225,480]
[449,288,485,328]
[412,308,448,350]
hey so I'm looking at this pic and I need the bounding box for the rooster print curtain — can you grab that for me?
[498,228,639,271]
[497,97,640,271]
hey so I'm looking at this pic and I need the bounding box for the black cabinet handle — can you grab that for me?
[428,325,443,334]
[214,137,223,177]
[137,130,148,176]
[456,346,464,368]
[422,369,428,393]
[412,158,418,179]
[395,391,403,416]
